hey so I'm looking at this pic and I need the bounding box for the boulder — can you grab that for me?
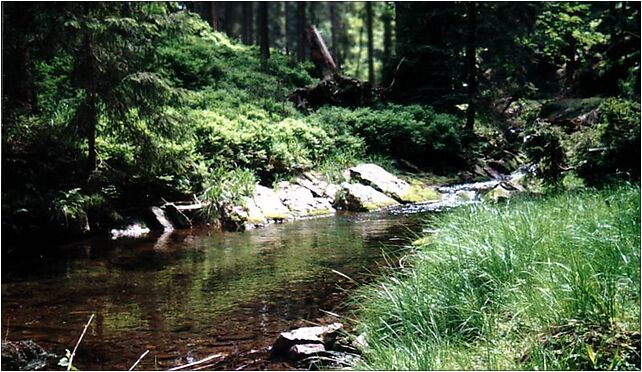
[252,185,293,222]
[276,182,335,218]
[349,164,411,201]
[324,184,341,204]
[220,185,296,231]
[1,340,57,371]
[220,204,250,231]
[485,184,512,202]
[163,203,192,229]
[244,197,268,226]
[287,343,326,360]
[146,206,174,232]
[539,98,602,130]
[349,163,439,203]
[295,172,328,197]
[294,172,343,204]
[272,323,343,357]
[335,182,399,211]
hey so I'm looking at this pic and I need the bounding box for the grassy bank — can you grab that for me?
[352,184,640,370]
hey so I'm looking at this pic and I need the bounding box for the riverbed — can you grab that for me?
[2,209,429,370]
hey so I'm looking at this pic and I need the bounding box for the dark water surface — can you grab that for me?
[2,210,427,370]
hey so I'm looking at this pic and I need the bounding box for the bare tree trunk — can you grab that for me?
[366,2,375,85]
[382,7,392,85]
[83,27,98,175]
[306,25,338,79]
[284,1,290,54]
[308,1,316,26]
[242,2,253,44]
[330,2,340,67]
[465,1,477,132]
[259,2,270,67]
[210,2,219,30]
[297,2,307,62]
[356,26,364,78]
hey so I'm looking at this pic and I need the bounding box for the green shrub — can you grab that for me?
[311,104,464,168]
[523,122,567,185]
[199,167,256,219]
[574,98,640,185]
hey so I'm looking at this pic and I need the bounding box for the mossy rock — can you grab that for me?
[306,208,334,217]
[264,212,289,222]
[485,185,512,203]
[399,184,442,203]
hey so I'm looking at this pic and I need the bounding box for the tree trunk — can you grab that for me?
[465,1,477,132]
[356,26,364,78]
[242,2,253,44]
[297,2,307,62]
[259,2,270,67]
[382,7,392,85]
[210,2,219,30]
[308,1,316,26]
[366,2,375,85]
[306,25,338,79]
[83,28,98,175]
[330,3,340,67]
[223,2,238,38]
[284,1,290,54]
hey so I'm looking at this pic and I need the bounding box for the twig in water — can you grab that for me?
[330,269,357,284]
[168,353,225,371]
[68,313,95,371]
[129,350,150,371]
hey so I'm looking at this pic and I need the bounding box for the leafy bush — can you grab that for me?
[310,104,464,168]
[523,97,640,187]
[573,98,640,185]
[523,122,567,185]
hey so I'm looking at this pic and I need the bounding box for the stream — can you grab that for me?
[2,209,431,370]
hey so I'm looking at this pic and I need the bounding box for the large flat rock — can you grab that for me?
[276,182,335,218]
[336,182,399,211]
[295,172,341,204]
[349,163,439,203]
[253,185,293,221]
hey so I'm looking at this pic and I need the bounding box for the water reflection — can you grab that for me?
[2,211,425,370]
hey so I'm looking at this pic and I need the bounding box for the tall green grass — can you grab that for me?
[353,185,640,370]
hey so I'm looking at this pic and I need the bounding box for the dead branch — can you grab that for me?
[67,313,95,371]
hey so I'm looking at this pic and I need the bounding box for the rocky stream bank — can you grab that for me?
[119,163,527,239]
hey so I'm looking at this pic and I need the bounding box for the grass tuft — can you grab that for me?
[352,184,641,370]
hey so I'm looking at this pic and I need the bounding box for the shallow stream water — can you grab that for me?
[2,210,429,370]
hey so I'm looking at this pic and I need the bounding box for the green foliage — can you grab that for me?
[523,123,567,185]
[574,98,641,185]
[190,108,361,183]
[524,98,640,186]
[49,188,88,230]
[311,104,464,168]
[523,3,607,64]
[353,185,641,370]
[200,167,256,219]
